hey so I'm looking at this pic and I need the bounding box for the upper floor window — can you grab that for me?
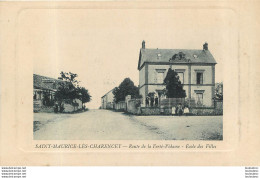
[157,72,164,83]
[155,69,166,84]
[177,72,184,84]
[175,69,185,84]
[196,72,203,84]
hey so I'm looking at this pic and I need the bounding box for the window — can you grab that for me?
[177,72,184,84]
[157,72,164,83]
[196,72,203,84]
[175,69,185,84]
[196,93,203,106]
[155,69,166,84]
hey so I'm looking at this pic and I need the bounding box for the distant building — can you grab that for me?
[101,89,114,109]
[33,74,82,112]
[138,41,217,107]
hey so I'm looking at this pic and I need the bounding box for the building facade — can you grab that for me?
[138,41,217,107]
[101,89,114,109]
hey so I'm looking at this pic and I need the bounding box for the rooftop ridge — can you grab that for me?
[33,73,65,82]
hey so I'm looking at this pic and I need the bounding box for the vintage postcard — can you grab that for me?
[0,1,259,166]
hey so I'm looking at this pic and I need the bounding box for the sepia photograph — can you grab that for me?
[30,9,226,140]
[1,0,260,167]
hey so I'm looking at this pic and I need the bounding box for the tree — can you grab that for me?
[55,71,91,110]
[113,78,142,103]
[59,71,80,87]
[78,87,91,109]
[164,68,186,98]
[55,82,77,102]
[215,82,223,100]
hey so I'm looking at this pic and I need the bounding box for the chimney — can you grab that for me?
[142,40,145,49]
[203,42,208,50]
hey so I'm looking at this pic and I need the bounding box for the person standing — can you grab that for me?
[177,103,183,116]
[150,96,154,107]
[155,95,159,107]
[172,106,176,116]
[145,96,149,107]
[184,106,190,115]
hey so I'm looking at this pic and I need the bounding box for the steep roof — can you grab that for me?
[138,48,217,69]
[101,88,114,98]
[33,74,67,91]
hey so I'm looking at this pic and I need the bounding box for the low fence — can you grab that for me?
[160,98,198,108]
[113,98,223,116]
[160,98,185,108]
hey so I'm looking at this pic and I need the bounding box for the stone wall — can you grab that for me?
[63,103,75,113]
[126,99,141,115]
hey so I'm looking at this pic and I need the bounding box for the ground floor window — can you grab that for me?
[196,93,203,106]
[194,90,205,106]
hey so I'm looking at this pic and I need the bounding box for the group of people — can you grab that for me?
[145,95,159,107]
[144,94,190,116]
[172,103,190,116]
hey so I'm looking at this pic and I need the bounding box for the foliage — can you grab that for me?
[77,87,91,104]
[55,82,78,101]
[215,82,223,100]
[59,71,80,87]
[164,68,186,98]
[113,78,142,103]
[55,71,91,106]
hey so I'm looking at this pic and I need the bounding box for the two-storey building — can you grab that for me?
[138,41,217,107]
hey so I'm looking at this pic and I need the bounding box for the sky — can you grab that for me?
[18,8,238,108]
